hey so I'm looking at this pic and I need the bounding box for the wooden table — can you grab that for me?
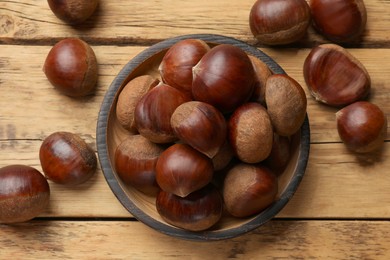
[0,0,389,258]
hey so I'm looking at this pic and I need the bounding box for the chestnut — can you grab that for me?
[223,163,278,218]
[212,140,234,171]
[115,135,165,195]
[264,133,291,175]
[265,74,307,136]
[229,102,273,163]
[39,131,97,185]
[47,0,99,25]
[116,75,159,133]
[249,0,311,45]
[43,38,98,97]
[171,101,227,158]
[134,82,191,143]
[0,165,50,223]
[336,101,387,153]
[159,39,210,96]
[310,0,367,43]
[249,55,272,106]
[156,184,223,231]
[303,44,371,107]
[155,143,214,197]
[192,44,256,113]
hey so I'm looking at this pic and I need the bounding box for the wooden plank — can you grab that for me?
[280,142,390,218]
[0,140,129,217]
[0,0,390,47]
[0,44,389,219]
[267,47,390,143]
[1,220,390,259]
[0,45,144,142]
[0,45,388,144]
[0,140,389,218]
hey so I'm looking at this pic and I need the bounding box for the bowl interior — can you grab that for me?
[97,34,310,241]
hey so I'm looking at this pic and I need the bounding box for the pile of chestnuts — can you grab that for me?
[249,0,387,153]
[2,0,384,232]
[114,39,307,231]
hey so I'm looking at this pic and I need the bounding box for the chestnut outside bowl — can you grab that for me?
[96,34,310,241]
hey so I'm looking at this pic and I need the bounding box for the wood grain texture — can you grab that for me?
[1,0,390,255]
[0,140,387,219]
[0,0,390,47]
[0,43,388,219]
[1,220,390,259]
[0,45,388,144]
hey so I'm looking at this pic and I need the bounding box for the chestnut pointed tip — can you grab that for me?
[156,143,214,197]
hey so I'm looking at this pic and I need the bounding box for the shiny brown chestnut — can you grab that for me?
[249,0,311,45]
[115,135,165,195]
[134,82,191,143]
[192,44,256,114]
[336,101,387,153]
[265,74,307,136]
[229,102,273,163]
[155,143,214,197]
[0,165,50,223]
[47,0,98,25]
[159,39,210,96]
[303,44,371,107]
[39,131,97,185]
[43,38,98,97]
[223,163,278,218]
[156,184,223,231]
[171,101,227,158]
[116,75,159,133]
[310,0,367,43]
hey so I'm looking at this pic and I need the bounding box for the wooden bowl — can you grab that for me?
[97,34,310,241]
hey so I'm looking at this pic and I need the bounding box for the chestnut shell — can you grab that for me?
[114,135,164,195]
[116,75,159,133]
[155,143,214,197]
[134,83,191,143]
[159,39,210,96]
[223,163,278,218]
[265,74,307,136]
[228,102,273,163]
[48,0,99,25]
[43,38,98,97]
[310,0,367,43]
[39,131,97,185]
[336,101,387,153]
[171,101,227,158]
[156,184,223,231]
[249,0,311,45]
[192,44,256,113]
[303,44,370,107]
[0,165,50,223]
